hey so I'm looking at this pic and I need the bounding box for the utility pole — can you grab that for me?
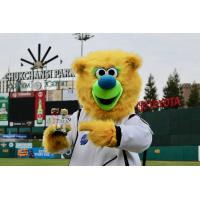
[73,33,94,56]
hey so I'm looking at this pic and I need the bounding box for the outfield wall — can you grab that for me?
[0,142,60,159]
[1,142,200,161]
[141,146,199,161]
[141,107,200,146]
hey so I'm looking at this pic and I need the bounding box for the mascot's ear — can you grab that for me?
[124,54,142,70]
[72,57,87,75]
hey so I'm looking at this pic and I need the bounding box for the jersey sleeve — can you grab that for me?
[117,115,153,153]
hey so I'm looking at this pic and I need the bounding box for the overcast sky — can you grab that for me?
[0,33,200,100]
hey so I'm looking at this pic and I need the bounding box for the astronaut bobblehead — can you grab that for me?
[43,50,153,166]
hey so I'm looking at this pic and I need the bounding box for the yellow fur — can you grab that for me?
[43,125,70,153]
[72,50,142,122]
[43,50,143,152]
[79,120,117,147]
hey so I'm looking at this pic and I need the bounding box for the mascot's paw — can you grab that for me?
[43,124,70,154]
[63,123,71,132]
[79,120,117,147]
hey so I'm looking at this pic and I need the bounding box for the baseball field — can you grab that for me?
[0,158,200,166]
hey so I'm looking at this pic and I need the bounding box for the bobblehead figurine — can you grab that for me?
[43,50,153,166]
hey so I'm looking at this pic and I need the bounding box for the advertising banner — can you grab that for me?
[4,78,75,92]
[17,149,29,158]
[59,79,74,90]
[0,142,15,158]
[62,88,77,100]
[46,115,71,127]
[45,79,75,91]
[16,148,60,159]
[9,92,34,98]
[34,91,46,127]
[9,121,34,127]
[31,147,57,159]
[15,143,32,149]
[137,97,181,112]
[19,80,45,92]
[46,90,62,101]
[0,93,9,126]
[0,134,28,139]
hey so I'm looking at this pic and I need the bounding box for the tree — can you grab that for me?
[143,74,158,112]
[144,74,158,101]
[163,69,184,106]
[187,82,200,107]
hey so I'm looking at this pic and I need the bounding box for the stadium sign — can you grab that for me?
[0,93,9,126]
[0,134,28,139]
[6,78,74,92]
[4,68,75,81]
[9,92,34,98]
[16,143,32,149]
[34,91,46,127]
[137,97,181,112]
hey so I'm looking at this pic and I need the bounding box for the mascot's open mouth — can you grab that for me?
[92,80,123,111]
[97,97,116,105]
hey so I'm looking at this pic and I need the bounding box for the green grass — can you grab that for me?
[0,158,200,166]
[0,158,70,166]
[146,160,200,166]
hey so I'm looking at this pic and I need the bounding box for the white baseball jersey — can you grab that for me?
[61,109,153,166]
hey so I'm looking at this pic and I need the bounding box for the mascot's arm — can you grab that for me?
[43,110,80,154]
[43,124,71,154]
[79,120,117,147]
[79,116,152,153]
[116,116,153,153]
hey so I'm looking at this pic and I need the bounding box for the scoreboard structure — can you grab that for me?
[0,68,79,138]
[0,90,79,138]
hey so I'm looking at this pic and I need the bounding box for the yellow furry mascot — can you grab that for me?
[43,50,152,166]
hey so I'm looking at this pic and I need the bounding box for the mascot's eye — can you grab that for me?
[107,68,118,77]
[95,68,106,78]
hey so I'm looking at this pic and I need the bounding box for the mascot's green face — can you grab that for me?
[92,67,123,111]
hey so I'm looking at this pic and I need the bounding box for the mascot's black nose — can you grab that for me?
[98,75,116,89]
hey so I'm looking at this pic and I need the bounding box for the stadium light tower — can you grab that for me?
[20,44,59,70]
[73,33,94,56]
